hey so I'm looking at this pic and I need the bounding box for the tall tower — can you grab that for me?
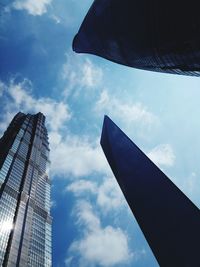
[101,116,200,266]
[0,112,52,266]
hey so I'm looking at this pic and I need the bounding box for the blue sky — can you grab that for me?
[1,1,200,266]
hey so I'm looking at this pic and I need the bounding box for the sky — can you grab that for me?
[1,1,200,266]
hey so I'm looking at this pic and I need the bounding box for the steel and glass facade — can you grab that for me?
[73,0,200,76]
[0,112,52,267]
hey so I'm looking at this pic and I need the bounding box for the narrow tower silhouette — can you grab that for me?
[101,115,200,266]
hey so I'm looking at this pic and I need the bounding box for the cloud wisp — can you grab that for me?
[66,177,125,212]
[147,144,175,167]
[49,134,109,177]
[95,89,158,130]
[66,201,132,267]
[62,53,103,97]
[4,79,71,132]
[12,0,52,16]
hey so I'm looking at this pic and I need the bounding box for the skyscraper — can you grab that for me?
[73,0,200,76]
[0,112,52,267]
[101,116,200,266]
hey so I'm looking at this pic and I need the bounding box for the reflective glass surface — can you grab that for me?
[74,0,200,76]
[0,112,52,266]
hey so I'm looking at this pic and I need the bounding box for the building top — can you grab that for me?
[73,0,200,76]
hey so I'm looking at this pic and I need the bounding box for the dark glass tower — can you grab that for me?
[73,0,200,76]
[0,112,52,266]
[101,116,200,266]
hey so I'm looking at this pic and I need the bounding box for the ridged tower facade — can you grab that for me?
[0,112,52,267]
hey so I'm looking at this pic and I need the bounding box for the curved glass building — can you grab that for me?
[0,112,52,267]
[73,0,200,76]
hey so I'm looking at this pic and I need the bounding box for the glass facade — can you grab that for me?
[73,0,200,76]
[0,112,52,267]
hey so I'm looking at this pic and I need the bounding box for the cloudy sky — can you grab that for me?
[1,0,200,266]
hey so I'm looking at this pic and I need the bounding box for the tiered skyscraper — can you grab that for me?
[0,112,52,266]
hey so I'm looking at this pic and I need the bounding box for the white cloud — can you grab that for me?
[70,227,131,267]
[147,144,175,167]
[12,0,52,16]
[75,201,100,231]
[62,53,103,97]
[97,178,125,212]
[95,90,158,127]
[48,131,62,146]
[6,79,71,132]
[49,134,109,177]
[81,59,102,88]
[66,180,98,196]
[66,177,125,212]
[67,201,132,267]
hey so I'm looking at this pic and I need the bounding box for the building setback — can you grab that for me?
[101,115,200,266]
[0,112,52,266]
[73,0,200,76]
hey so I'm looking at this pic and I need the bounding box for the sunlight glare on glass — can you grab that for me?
[0,220,13,233]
